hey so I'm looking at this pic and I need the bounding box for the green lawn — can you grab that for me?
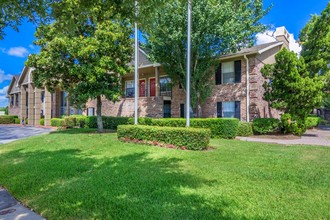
[0,129,329,219]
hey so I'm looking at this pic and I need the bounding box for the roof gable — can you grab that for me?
[7,76,20,95]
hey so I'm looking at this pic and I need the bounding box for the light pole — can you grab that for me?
[134,0,139,125]
[186,0,191,127]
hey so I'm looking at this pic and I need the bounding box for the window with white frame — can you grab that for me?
[222,61,235,84]
[223,102,235,118]
[159,76,171,96]
[125,80,135,98]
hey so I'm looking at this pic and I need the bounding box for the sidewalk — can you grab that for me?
[0,187,44,220]
[237,129,330,147]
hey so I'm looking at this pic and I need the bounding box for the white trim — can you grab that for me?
[244,55,250,122]
[258,42,283,54]
[221,61,235,84]
[138,63,161,69]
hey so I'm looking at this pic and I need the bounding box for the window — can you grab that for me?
[15,94,19,106]
[163,101,171,118]
[10,95,14,106]
[215,60,241,85]
[41,91,45,103]
[60,92,67,116]
[180,104,185,118]
[125,80,135,98]
[87,107,95,116]
[217,101,240,119]
[222,62,235,83]
[160,76,172,96]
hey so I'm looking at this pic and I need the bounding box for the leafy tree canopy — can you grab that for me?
[143,0,268,116]
[300,2,330,76]
[27,0,133,132]
[262,49,324,124]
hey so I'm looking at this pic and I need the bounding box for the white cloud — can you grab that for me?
[0,69,13,83]
[29,44,35,50]
[7,46,29,57]
[256,30,276,45]
[256,29,301,55]
[0,85,9,107]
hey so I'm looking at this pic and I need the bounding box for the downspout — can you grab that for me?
[244,55,250,122]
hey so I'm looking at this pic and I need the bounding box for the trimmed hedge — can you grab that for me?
[129,118,239,139]
[305,116,321,129]
[85,116,131,129]
[14,118,20,124]
[51,118,65,127]
[0,115,18,124]
[253,118,280,134]
[237,122,253,137]
[40,118,44,126]
[117,125,211,150]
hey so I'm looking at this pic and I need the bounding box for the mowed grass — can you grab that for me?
[0,129,329,219]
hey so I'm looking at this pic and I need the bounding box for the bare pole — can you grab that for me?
[134,0,139,125]
[186,0,191,127]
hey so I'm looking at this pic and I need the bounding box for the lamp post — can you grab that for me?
[134,0,139,125]
[186,0,191,127]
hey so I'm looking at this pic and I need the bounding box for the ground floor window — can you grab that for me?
[180,103,184,118]
[125,80,135,98]
[217,101,240,119]
[87,107,95,116]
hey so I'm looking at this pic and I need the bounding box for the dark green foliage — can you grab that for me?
[305,116,321,129]
[129,118,239,139]
[63,117,77,128]
[0,115,18,124]
[117,125,211,150]
[237,122,253,137]
[252,118,280,135]
[40,118,44,126]
[51,118,65,127]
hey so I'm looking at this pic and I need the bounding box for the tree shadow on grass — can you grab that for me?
[50,128,116,135]
[0,149,243,219]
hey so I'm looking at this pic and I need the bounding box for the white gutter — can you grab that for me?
[244,55,250,122]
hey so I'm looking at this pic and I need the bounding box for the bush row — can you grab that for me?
[117,125,211,150]
[236,122,253,137]
[0,115,18,124]
[129,118,239,139]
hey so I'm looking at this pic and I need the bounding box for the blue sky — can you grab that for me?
[0,0,328,107]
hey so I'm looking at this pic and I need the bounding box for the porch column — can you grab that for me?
[155,67,159,96]
[44,88,51,126]
[28,84,35,125]
[34,88,41,126]
[20,86,26,121]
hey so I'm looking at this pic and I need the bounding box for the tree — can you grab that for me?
[27,0,133,133]
[299,3,330,76]
[142,0,268,117]
[261,49,324,134]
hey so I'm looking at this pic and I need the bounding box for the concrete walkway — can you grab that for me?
[0,187,44,220]
[0,125,54,144]
[237,129,330,146]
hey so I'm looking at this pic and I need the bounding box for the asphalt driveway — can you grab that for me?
[0,125,53,144]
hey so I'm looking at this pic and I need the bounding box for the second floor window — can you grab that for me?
[15,94,19,106]
[125,80,135,98]
[160,76,172,96]
[222,62,235,84]
[215,60,242,85]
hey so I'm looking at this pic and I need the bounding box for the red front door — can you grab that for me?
[139,79,146,97]
[150,78,156,97]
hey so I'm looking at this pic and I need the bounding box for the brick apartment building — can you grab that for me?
[8,27,290,126]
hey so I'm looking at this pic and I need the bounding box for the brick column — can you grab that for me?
[155,67,159,96]
[20,86,27,121]
[28,84,35,125]
[34,88,41,126]
[44,88,51,126]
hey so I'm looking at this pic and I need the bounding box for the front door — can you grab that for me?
[149,78,156,97]
[139,79,146,97]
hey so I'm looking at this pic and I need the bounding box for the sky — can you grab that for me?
[0,0,329,107]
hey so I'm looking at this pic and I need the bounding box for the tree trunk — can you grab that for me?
[195,92,202,118]
[96,95,104,133]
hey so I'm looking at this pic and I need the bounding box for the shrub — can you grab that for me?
[237,122,253,137]
[76,116,87,128]
[85,116,130,129]
[14,118,20,124]
[40,118,44,126]
[117,125,211,150]
[63,116,77,128]
[128,118,239,139]
[253,118,280,134]
[0,115,17,124]
[305,116,321,129]
[280,113,306,136]
[51,118,65,127]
